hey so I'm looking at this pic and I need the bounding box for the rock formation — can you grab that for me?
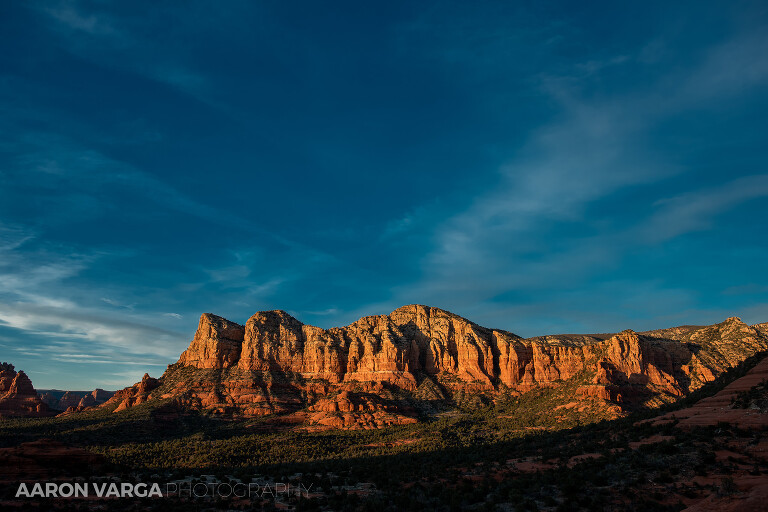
[102,306,768,429]
[58,391,83,410]
[0,363,54,418]
[307,391,418,429]
[102,374,160,412]
[178,313,245,368]
[77,388,113,409]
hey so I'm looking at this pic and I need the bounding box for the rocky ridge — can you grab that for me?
[104,306,768,429]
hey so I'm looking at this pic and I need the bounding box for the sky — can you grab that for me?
[1,1,767,390]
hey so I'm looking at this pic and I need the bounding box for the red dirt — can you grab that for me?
[683,475,768,511]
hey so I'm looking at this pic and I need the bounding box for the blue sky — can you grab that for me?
[1,1,767,389]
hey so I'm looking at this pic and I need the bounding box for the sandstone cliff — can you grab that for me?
[0,363,54,418]
[178,313,245,368]
[103,306,768,429]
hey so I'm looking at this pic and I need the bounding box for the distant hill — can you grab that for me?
[39,389,115,412]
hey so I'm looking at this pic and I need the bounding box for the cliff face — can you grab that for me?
[178,314,245,369]
[105,306,768,428]
[173,306,757,394]
[183,305,515,390]
[0,363,54,418]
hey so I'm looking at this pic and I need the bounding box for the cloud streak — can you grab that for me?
[0,226,187,367]
[641,174,768,243]
[0,303,186,358]
[33,1,210,101]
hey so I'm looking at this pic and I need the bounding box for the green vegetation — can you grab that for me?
[731,379,768,410]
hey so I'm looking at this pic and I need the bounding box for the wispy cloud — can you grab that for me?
[641,174,768,243]
[101,297,136,310]
[722,284,768,296]
[678,32,768,101]
[3,129,322,254]
[302,308,339,317]
[0,223,35,252]
[204,265,252,284]
[0,303,185,358]
[42,3,118,36]
[0,226,187,364]
[32,1,210,100]
[51,356,168,366]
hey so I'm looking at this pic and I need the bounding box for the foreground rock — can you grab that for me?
[0,363,54,418]
[102,307,768,429]
[307,390,418,429]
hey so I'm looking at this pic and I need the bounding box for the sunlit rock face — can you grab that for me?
[178,313,245,369]
[102,307,768,428]
[181,305,511,389]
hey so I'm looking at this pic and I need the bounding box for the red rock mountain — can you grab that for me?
[0,363,54,418]
[104,306,768,429]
